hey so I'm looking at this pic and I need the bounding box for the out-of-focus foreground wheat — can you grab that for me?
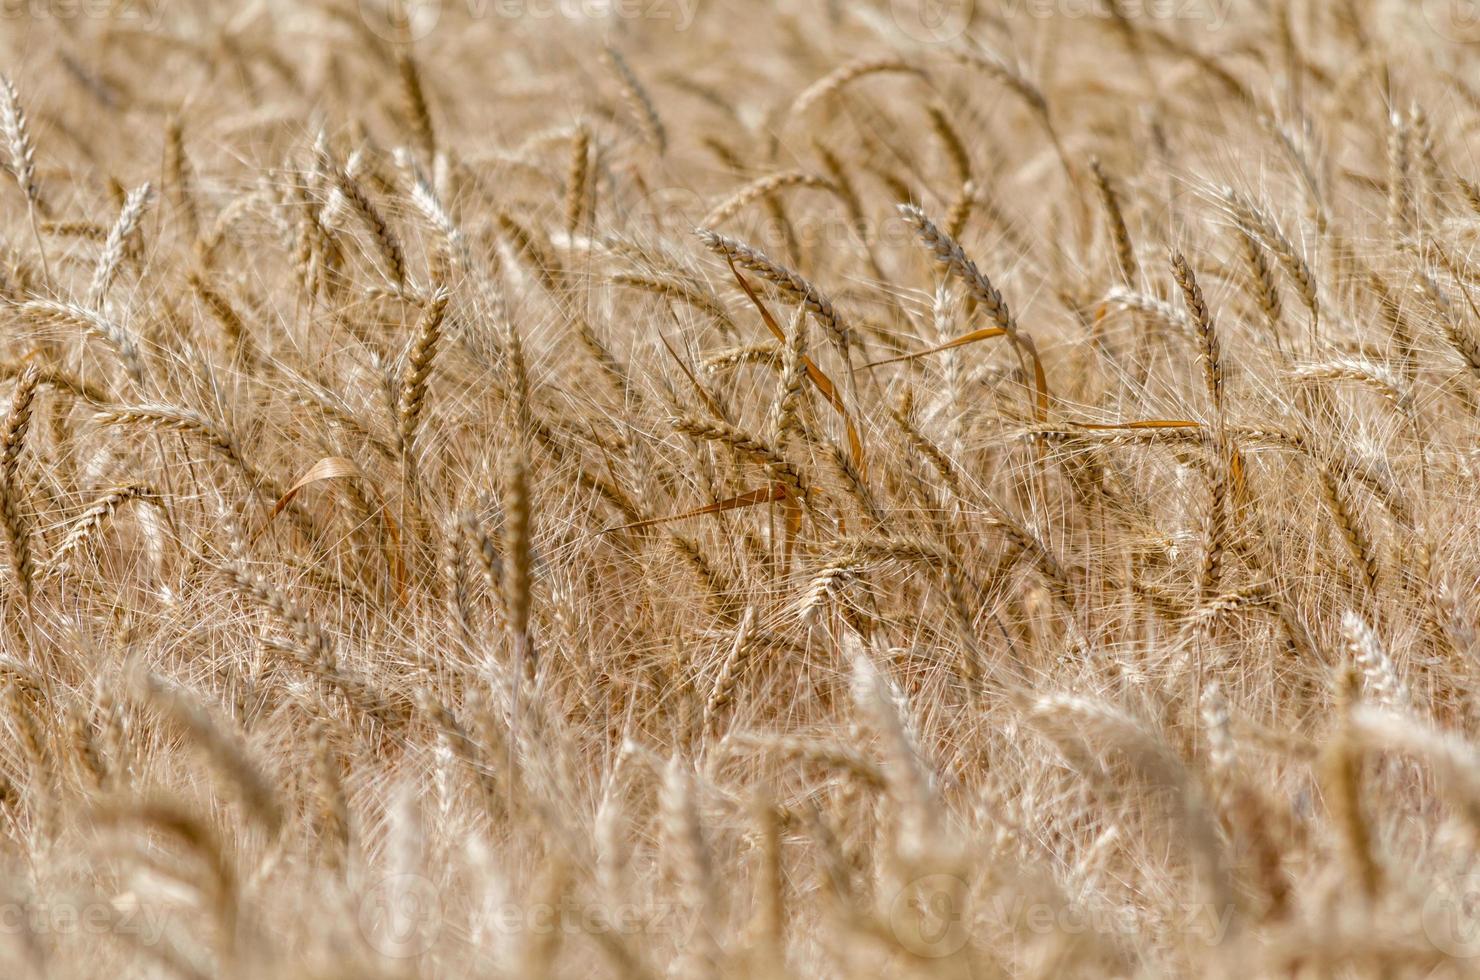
[2,0,1480,976]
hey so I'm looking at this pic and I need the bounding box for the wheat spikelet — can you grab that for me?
[224,556,406,724]
[1317,469,1382,596]
[92,403,236,459]
[1417,272,1480,375]
[812,139,871,246]
[672,415,809,506]
[701,607,755,743]
[564,123,590,237]
[0,75,39,207]
[98,796,238,934]
[1102,286,1196,339]
[594,781,627,903]
[820,438,879,526]
[330,165,406,289]
[164,115,198,240]
[0,365,36,485]
[40,220,105,240]
[495,210,560,292]
[5,682,50,831]
[897,203,1047,414]
[609,272,735,331]
[1386,111,1412,237]
[1170,251,1224,417]
[1200,682,1236,776]
[0,367,38,602]
[1324,672,1382,901]
[1089,157,1137,284]
[790,57,923,117]
[696,229,849,362]
[1232,225,1283,339]
[397,51,436,159]
[890,397,964,501]
[502,451,534,681]
[224,560,331,662]
[701,342,779,374]
[309,722,349,873]
[0,359,107,406]
[1341,611,1408,709]
[46,484,155,574]
[21,299,146,386]
[701,171,835,228]
[66,698,105,792]
[1221,187,1319,329]
[399,151,463,275]
[88,182,154,309]
[604,47,666,154]
[575,318,635,403]
[850,645,933,827]
[187,270,252,361]
[1291,358,1410,413]
[749,790,785,961]
[951,48,1049,116]
[796,560,862,627]
[1459,176,1480,217]
[768,307,807,447]
[397,286,449,457]
[927,104,973,188]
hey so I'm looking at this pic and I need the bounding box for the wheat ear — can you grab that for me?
[898,203,1048,416]
[0,367,38,602]
[89,182,154,309]
[0,75,49,287]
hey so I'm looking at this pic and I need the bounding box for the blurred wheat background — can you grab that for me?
[0,0,1478,975]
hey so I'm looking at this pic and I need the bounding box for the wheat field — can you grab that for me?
[3,0,1480,976]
